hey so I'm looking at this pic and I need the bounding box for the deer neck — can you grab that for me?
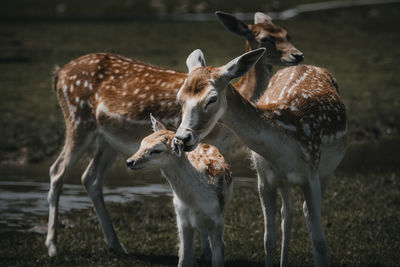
[220,85,299,165]
[234,41,273,102]
[161,155,206,203]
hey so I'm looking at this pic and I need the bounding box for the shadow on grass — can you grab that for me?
[129,253,177,266]
[129,252,264,266]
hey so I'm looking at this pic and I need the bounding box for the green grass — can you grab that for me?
[1,171,399,266]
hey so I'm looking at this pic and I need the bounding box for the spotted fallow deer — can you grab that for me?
[46,12,302,257]
[126,115,232,267]
[215,11,303,102]
[173,49,347,267]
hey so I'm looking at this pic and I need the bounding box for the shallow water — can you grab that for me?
[0,162,256,232]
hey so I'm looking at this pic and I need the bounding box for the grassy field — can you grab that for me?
[1,170,399,266]
[0,3,400,163]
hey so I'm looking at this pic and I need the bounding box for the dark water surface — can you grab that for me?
[0,160,257,232]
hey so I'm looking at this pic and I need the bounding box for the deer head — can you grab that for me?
[174,48,266,151]
[126,114,182,170]
[215,11,303,66]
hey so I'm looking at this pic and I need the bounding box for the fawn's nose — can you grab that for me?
[126,158,136,168]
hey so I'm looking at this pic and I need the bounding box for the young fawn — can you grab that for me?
[126,115,232,267]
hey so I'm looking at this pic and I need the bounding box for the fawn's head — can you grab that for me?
[126,115,183,170]
[174,48,265,151]
[216,11,303,66]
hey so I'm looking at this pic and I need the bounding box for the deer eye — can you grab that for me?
[150,149,163,155]
[205,95,218,110]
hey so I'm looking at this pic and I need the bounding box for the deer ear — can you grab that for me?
[186,49,206,73]
[150,113,166,132]
[220,48,266,81]
[254,12,272,24]
[215,11,252,38]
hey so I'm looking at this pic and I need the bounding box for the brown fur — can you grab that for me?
[255,65,346,162]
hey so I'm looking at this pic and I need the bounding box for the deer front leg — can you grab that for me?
[81,140,127,254]
[176,215,195,267]
[257,174,277,267]
[209,222,225,267]
[279,188,294,267]
[302,171,329,267]
[200,228,212,264]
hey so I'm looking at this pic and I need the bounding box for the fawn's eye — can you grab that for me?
[150,149,163,155]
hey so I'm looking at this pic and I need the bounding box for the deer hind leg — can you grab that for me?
[46,129,94,256]
[200,228,212,264]
[81,137,127,254]
[302,171,329,267]
[279,187,294,267]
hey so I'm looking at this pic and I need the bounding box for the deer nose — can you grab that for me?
[126,158,136,168]
[291,52,304,62]
[175,129,197,151]
[175,129,194,144]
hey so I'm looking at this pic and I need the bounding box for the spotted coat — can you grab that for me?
[256,65,347,163]
[55,53,186,130]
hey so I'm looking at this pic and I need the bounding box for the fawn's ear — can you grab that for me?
[186,49,206,74]
[254,12,272,24]
[171,138,183,158]
[219,48,266,81]
[150,113,166,132]
[215,11,252,38]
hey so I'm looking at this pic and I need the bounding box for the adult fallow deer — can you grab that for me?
[174,48,347,266]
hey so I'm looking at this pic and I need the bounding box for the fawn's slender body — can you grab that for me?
[174,49,347,266]
[46,12,302,256]
[127,116,232,266]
